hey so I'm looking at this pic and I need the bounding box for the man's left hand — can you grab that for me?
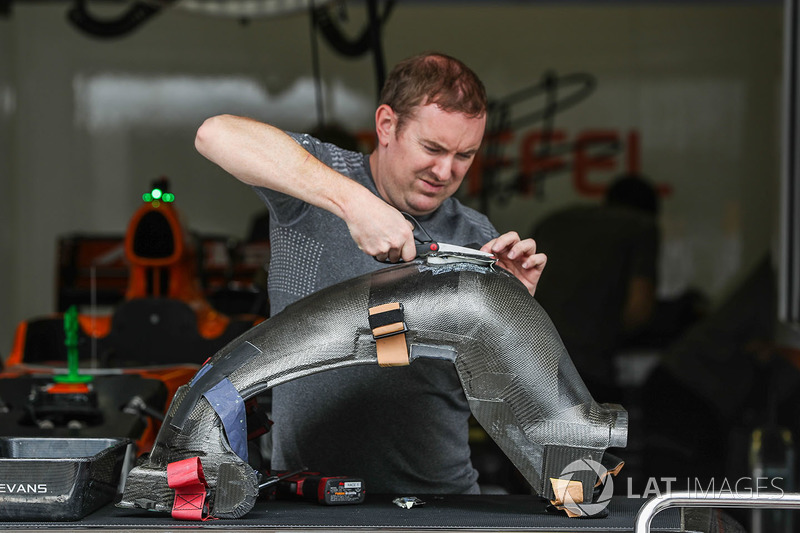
[481,232,547,296]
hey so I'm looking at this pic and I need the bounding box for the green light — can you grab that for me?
[143,186,173,204]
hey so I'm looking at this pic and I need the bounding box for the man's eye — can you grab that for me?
[424,146,440,153]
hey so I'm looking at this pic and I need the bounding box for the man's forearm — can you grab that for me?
[194,114,366,221]
[196,114,416,262]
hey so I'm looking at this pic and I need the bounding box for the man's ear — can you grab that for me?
[375,104,397,147]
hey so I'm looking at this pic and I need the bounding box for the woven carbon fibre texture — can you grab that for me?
[118,260,627,519]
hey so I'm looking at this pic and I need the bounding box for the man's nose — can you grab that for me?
[432,155,453,181]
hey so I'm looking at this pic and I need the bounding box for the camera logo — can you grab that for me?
[556,458,613,516]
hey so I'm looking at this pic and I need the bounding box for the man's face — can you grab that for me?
[374,103,486,216]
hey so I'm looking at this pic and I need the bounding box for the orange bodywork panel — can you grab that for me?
[3,183,264,455]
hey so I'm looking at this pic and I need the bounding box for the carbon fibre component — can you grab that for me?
[118,260,627,518]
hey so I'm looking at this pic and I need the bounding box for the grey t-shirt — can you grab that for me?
[254,132,499,494]
[532,204,658,386]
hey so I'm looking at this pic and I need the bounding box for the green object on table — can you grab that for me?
[53,305,93,384]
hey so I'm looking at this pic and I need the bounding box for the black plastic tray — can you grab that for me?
[0,437,131,521]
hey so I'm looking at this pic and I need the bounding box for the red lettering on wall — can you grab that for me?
[573,130,620,197]
[519,130,568,195]
[626,130,641,175]
[467,129,514,197]
[357,126,669,201]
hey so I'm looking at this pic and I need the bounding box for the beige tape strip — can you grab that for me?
[376,333,410,367]
[549,477,584,518]
[372,322,405,337]
[369,302,400,315]
[369,302,410,367]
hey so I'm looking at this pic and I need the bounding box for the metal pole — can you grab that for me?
[367,0,386,99]
[634,491,800,533]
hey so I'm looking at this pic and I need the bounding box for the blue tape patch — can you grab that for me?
[200,373,248,462]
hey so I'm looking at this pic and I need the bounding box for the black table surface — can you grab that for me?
[0,494,685,532]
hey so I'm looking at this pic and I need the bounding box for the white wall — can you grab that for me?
[0,2,784,357]
[0,14,14,356]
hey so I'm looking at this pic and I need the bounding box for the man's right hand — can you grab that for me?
[344,194,417,263]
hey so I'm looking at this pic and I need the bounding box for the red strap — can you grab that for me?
[167,457,210,521]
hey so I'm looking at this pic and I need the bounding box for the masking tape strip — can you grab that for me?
[369,302,409,367]
[549,477,584,518]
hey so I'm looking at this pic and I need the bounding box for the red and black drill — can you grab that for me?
[260,470,365,505]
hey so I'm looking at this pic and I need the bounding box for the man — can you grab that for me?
[195,52,546,494]
[532,174,660,402]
